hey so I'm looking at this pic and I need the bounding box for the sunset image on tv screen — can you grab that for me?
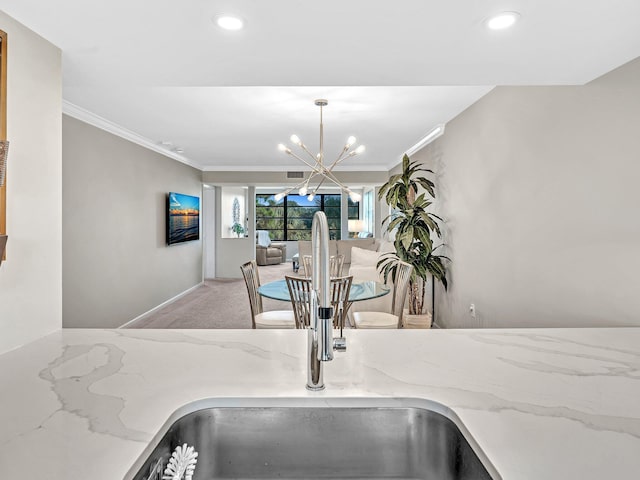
[168,192,200,244]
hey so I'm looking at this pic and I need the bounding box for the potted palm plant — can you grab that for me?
[378,154,449,327]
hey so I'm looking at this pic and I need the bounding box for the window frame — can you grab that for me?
[256,193,359,241]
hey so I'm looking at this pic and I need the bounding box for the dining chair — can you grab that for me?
[285,275,353,329]
[240,261,296,329]
[302,254,345,278]
[352,261,413,329]
[329,275,353,330]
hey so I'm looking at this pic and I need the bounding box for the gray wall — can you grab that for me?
[202,187,216,278]
[412,57,640,328]
[215,186,255,278]
[0,12,62,354]
[62,115,203,328]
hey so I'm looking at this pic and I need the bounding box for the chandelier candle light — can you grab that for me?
[276,99,364,202]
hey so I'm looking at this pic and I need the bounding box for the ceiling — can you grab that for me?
[2,0,640,171]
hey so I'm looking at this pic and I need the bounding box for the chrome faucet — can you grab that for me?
[307,211,346,390]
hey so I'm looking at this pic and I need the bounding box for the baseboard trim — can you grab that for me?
[119,282,204,328]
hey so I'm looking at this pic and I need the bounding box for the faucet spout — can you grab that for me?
[306,211,335,390]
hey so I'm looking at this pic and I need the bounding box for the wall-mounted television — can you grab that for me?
[167,192,200,245]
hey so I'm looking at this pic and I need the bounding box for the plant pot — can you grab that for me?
[402,310,432,329]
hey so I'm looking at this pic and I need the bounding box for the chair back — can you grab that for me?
[329,275,353,330]
[285,276,313,328]
[286,275,353,329]
[302,254,345,278]
[391,261,414,327]
[301,255,311,277]
[240,260,263,328]
[256,230,271,247]
[331,255,345,278]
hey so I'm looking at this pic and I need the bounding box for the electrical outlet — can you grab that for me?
[469,303,476,319]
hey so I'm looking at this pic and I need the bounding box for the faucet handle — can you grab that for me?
[333,337,347,352]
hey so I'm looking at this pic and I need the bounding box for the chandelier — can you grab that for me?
[276,99,365,202]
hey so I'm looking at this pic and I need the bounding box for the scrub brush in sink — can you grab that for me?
[162,443,198,480]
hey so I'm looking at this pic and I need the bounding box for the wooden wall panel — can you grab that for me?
[0,31,7,240]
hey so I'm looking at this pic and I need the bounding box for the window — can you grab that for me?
[363,189,374,235]
[256,193,359,241]
[256,194,285,240]
[348,197,359,220]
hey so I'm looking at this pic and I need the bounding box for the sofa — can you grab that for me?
[256,230,286,266]
[297,237,398,319]
[296,237,380,270]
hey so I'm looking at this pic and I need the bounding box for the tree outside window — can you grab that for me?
[256,193,359,241]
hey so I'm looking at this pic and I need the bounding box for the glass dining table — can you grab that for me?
[258,279,390,304]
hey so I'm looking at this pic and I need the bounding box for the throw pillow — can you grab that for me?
[337,239,376,264]
[348,264,380,283]
[350,246,380,268]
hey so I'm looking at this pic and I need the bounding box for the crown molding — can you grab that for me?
[385,123,446,170]
[62,100,203,171]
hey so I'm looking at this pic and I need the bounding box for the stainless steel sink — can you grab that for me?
[127,398,497,480]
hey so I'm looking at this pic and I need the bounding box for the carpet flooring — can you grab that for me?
[126,262,296,329]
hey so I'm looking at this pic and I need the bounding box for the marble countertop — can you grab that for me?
[1,328,639,479]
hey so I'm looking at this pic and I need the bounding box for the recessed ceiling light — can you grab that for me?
[214,14,244,31]
[486,12,520,30]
